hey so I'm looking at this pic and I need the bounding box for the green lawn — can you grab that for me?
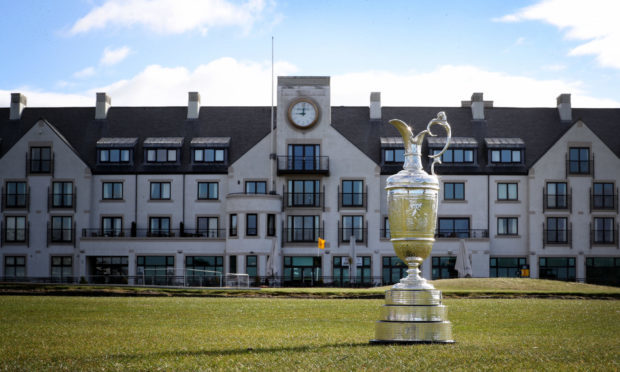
[0,296,618,371]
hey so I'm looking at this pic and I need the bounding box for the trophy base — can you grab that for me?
[371,289,454,344]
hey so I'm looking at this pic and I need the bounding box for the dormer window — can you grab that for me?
[428,137,477,164]
[380,137,404,163]
[144,137,183,164]
[190,137,230,164]
[485,138,525,165]
[96,138,136,165]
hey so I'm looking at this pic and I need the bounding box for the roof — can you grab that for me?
[428,137,478,148]
[96,137,138,147]
[144,137,184,147]
[484,138,525,148]
[190,137,231,147]
[379,137,402,148]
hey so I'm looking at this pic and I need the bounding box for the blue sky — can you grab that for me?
[1,0,619,107]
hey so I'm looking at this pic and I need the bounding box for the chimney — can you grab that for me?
[10,93,27,120]
[187,92,201,120]
[557,93,571,122]
[370,92,381,120]
[95,92,111,120]
[471,92,485,120]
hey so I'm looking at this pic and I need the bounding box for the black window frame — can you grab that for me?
[490,257,527,278]
[333,256,371,285]
[197,182,218,200]
[287,179,321,207]
[288,144,321,171]
[383,148,405,163]
[490,149,523,164]
[5,181,27,208]
[592,182,614,209]
[51,256,73,282]
[246,255,258,278]
[4,256,26,278]
[51,216,73,243]
[98,148,131,164]
[148,217,171,237]
[433,148,475,164]
[539,257,576,281]
[341,180,364,207]
[267,214,276,236]
[145,148,178,163]
[229,214,238,237]
[4,216,27,242]
[497,217,518,236]
[341,215,364,242]
[437,217,470,238]
[568,147,590,174]
[593,217,615,244]
[150,182,171,200]
[497,182,518,201]
[101,216,123,237]
[545,182,568,209]
[29,146,52,174]
[197,216,219,238]
[432,256,458,279]
[287,215,320,242]
[444,182,465,201]
[102,182,123,200]
[245,181,267,194]
[193,148,226,163]
[51,181,74,208]
[382,256,407,285]
[246,214,258,236]
[546,217,569,244]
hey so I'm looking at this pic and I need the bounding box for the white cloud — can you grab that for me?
[541,64,566,71]
[497,0,620,69]
[73,66,96,78]
[101,46,131,66]
[69,0,268,35]
[2,60,618,108]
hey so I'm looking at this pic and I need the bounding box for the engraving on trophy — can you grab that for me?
[371,112,455,344]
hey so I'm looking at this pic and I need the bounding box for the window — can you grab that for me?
[341,180,364,207]
[149,217,171,237]
[593,217,615,244]
[497,217,518,236]
[283,256,321,285]
[437,218,470,238]
[246,255,257,278]
[490,257,527,278]
[194,148,225,163]
[568,147,590,174]
[51,216,73,242]
[333,256,371,285]
[245,181,267,194]
[102,217,122,237]
[382,256,407,285]
[146,148,177,163]
[586,257,620,286]
[341,215,364,242]
[4,256,26,278]
[4,216,26,242]
[384,148,405,163]
[539,257,575,281]
[51,182,73,208]
[546,217,568,244]
[246,214,257,236]
[185,256,223,286]
[545,182,568,209]
[490,149,522,164]
[592,183,615,210]
[267,214,276,236]
[51,256,73,282]
[150,182,171,200]
[229,214,238,237]
[432,256,458,279]
[444,182,464,200]
[382,217,390,239]
[29,147,51,173]
[4,182,27,208]
[432,149,474,163]
[197,182,218,200]
[497,183,518,201]
[197,217,219,238]
[102,182,123,200]
[99,149,130,163]
[288,144,320,170]
[287,180,320,207]
[287,215,320,242]
[90,256,128,284]
[137,256,174,285]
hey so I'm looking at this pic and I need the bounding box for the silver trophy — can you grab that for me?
[371,112,454,344]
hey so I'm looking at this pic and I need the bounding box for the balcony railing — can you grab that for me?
[1,225,29,246]
[543,192,571,212]
[543,223,572,247]
[338,192,367,210]
[566,158,593,177]
[82,228,226,239]
[338,227,367,244]
[435,229,489,239]
[283,228,324,243]
[48,190,76,211]
[277,156,329,175]
[284,192,324,209]
[47,225,76,247]
[590,189,618,212]
[590,225,618,247]
[26,153,54,175]
[1,191,30,211]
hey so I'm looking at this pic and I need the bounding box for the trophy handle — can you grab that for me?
[426,111,451,175]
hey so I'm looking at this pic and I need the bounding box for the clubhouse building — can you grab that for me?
[1,76,619,286]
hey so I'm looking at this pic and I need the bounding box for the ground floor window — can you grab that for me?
[246,255,257,278]
[333,256,371,286]
[137,256,174,285]
[283,256,321,286]
[539,257,575,281]
[432,256,457,280]
[490,257,527,278]
[185,256,223,286]
[89,256,128,284]
[382,256,407,285]
[4,256,26,279]
[51,256,73,282]
[586,257,620,286]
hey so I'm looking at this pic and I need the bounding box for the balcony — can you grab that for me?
[543,192,571,212]
[284,192,324,209]
[338,192,367,210]
[543,228,572,248]
[338,227,367,245]
[48,190,76,212]
[590,225,618,248]
[47,226,76,247]
[26,153,54,175]
[566,159,593,177]
[1,225,29,246]
[590,190,618,212]
[277,156,329,175]
[283,228,324,244]
[82,228,226,239]
[1,191,30,211]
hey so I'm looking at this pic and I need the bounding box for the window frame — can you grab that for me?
[98,148,131,164]
[341,180,364,207]
[497,217,518,236]
[29,146,52,174]
[4,256,26,278]
[197,182,218,200]
[246,214,258,236]
[5,181,28,208]
[150,182,171,200]
[193,148,226,163]
[497,182,518,201]
[50,216,73,243]
[145,148,179,163]
[51,181,74,208]
[245,181,267,194]
[229,214,238,237]
[568,147,590,174]
[490,149,523,164]
[4,216,27,242]
[102,182,123,200]
[444,182,465,201]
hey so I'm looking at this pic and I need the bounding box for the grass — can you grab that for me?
[0,296,618,371]
[1,278,619,299]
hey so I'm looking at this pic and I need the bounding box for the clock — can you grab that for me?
[288,98,319,129]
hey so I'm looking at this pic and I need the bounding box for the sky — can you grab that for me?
[1,0,620,108]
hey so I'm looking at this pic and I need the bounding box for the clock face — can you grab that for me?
[288,99,319,128]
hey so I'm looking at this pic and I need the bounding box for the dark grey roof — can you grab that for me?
[379,137,402,147]
[0,106,272,174]
[144,137,184,147]
[429,137,478,147]
[485,138,525,148]
[96,137,138,147]
[190,137,231,147]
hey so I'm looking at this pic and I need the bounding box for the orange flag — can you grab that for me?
[318,238,325,249]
